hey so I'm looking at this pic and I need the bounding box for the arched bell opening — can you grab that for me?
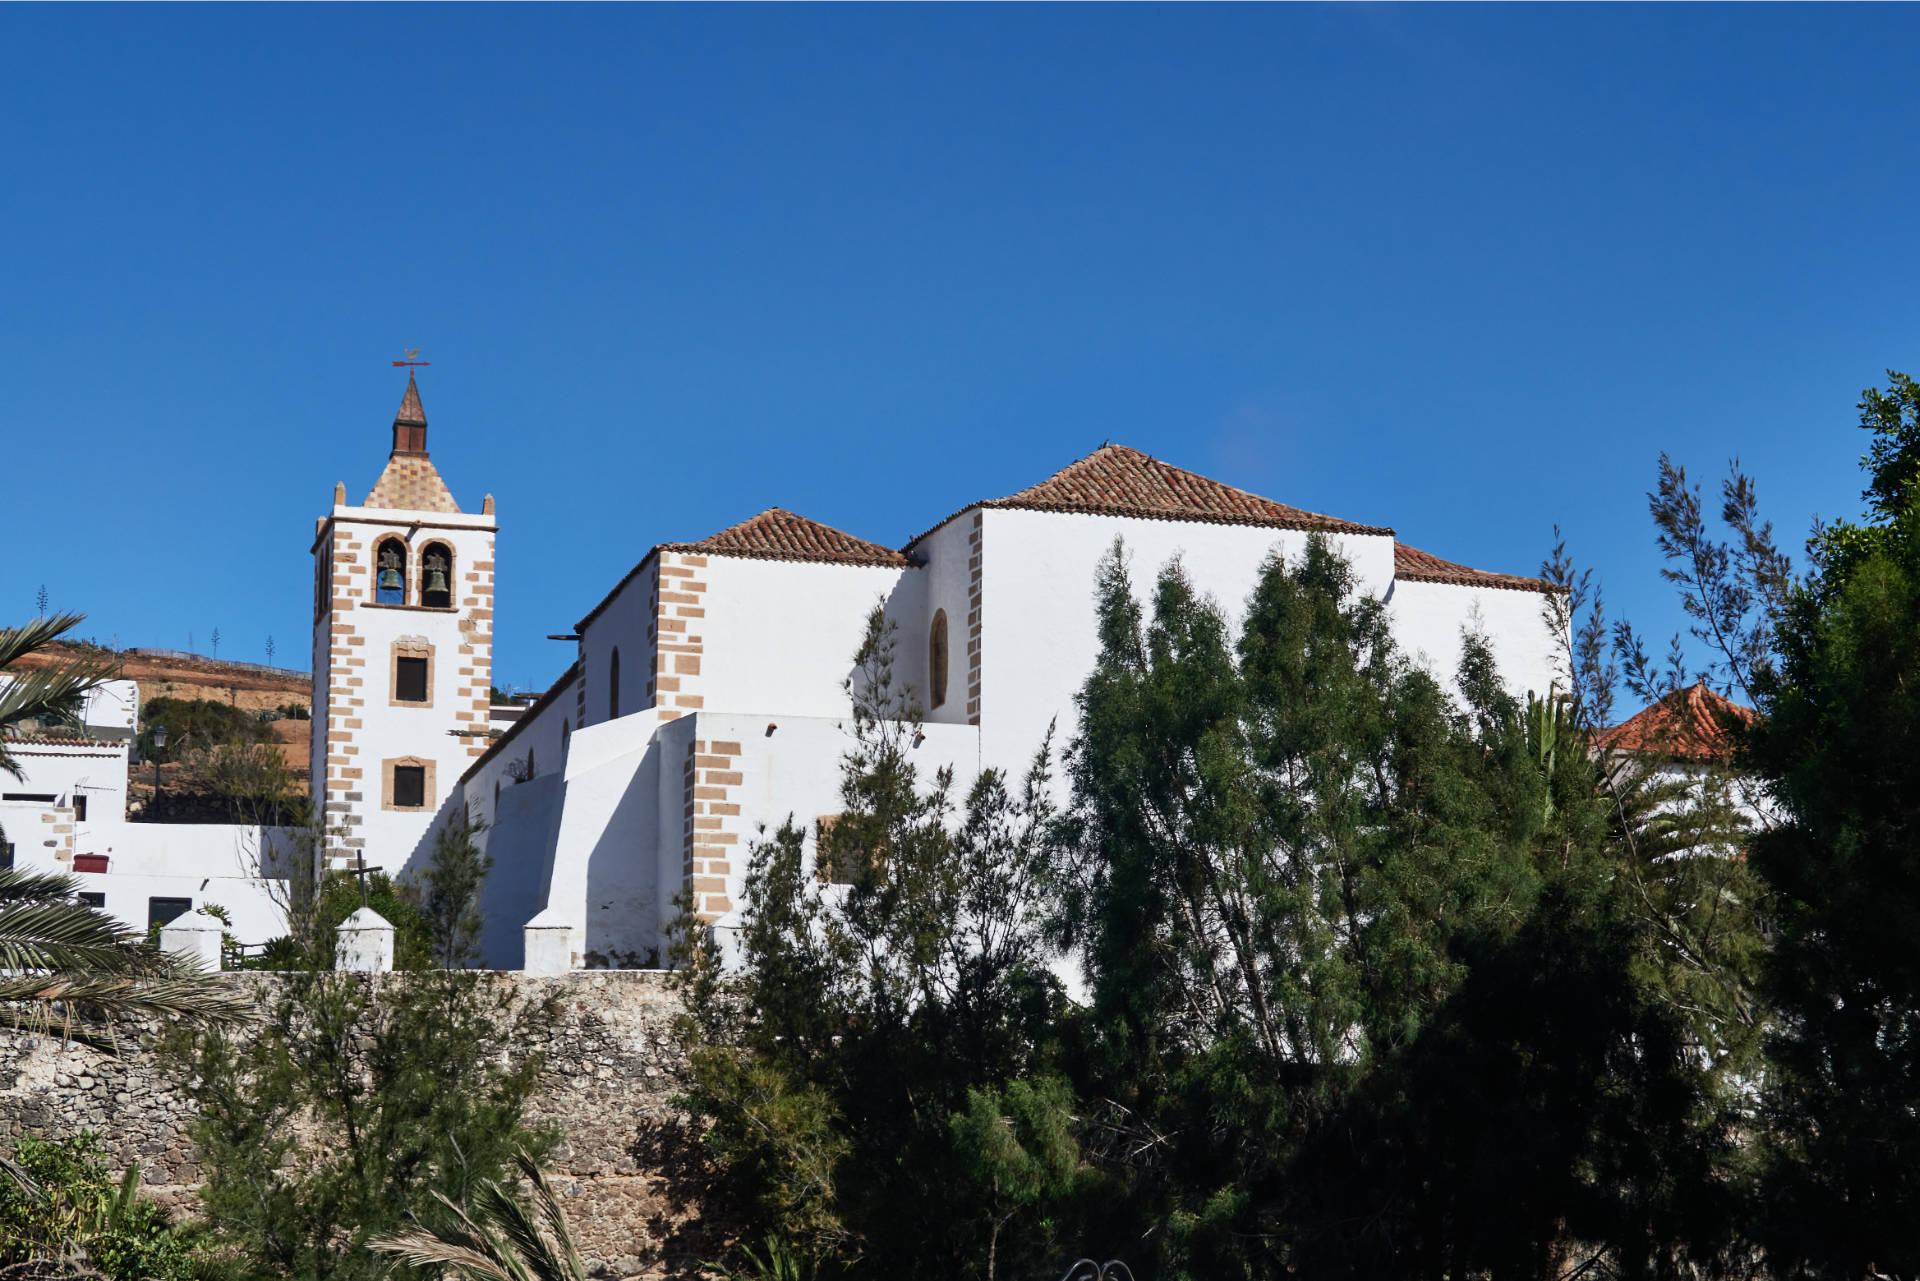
[421,541,454,609]
[375,537,408,605]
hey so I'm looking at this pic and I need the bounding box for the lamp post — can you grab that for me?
[151,725,167,808]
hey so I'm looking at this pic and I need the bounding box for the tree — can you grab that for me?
[421,812,491,970]
[1746,371,1920,1277]
[169,812,556,1281]
[264,635,276,666]
[674,607,1087,1276]
[1059,535,1761,1279]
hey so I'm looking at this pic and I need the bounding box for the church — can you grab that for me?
[313,376,1562,971]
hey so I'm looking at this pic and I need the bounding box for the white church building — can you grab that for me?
[314,376,1561,972]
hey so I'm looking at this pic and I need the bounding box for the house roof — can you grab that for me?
[1393,543,1552,593]
[459,661,581,785]
[668,508,914,569]
[574,508,913,634]
[962,443,1394,539]
[1594,682,1757,762]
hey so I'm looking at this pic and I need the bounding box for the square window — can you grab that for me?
[395,656,429,703]
[78,892,105,909]
[148,896,193,929]
[393,765,427,809]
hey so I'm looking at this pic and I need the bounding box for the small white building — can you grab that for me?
[0,679,289,946]
[304,397,1560,970]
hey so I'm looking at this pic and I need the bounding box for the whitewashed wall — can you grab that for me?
[577,558,656,731]
[1,742,129,824]
[1386,578,1560,704]
[698,558,915,720]
[976,508,1398,773]
[905,514,980,729]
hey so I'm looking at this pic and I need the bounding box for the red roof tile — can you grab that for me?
[668,508,914,569]
[1594,683,1757,762]
[1394,543,1551,593]
[974,444,1392,537]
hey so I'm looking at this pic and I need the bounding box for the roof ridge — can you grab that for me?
[972,442,1393,538]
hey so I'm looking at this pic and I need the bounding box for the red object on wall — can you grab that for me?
[73,854,108,874]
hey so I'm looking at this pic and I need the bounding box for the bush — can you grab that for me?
[0,1134,198,1280]
[138,697,276,761]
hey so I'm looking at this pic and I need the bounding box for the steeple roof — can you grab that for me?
[394,371,426,427]
[361,375,461,513]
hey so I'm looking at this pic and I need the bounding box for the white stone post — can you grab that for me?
[522,910,575,974]
[159,909,224,972]
[335,906,396,973]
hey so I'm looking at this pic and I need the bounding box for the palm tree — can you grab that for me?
[0,614,111,775]
[0,614,248,1039]
[371,1151,587,1281]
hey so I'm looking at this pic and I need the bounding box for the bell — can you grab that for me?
[426,565,449,595]
[378,567,402,591]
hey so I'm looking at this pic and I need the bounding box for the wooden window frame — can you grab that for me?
[389,638,435,709]
[382,756,436,812]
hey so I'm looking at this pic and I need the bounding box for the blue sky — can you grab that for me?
[5,5,1916,698]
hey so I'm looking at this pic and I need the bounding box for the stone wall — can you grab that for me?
[0,971,725,1279]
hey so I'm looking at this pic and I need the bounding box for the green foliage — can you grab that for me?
[311,869,435,971]
[0,613,112,780]
[138,697,276,762]
[676,607,1087,1278]
[1057,535,1759,1279]
[421,812,491,969]
[168,821,557,1281]
[1746,370,1920,1277]
[0,1134,197,1280]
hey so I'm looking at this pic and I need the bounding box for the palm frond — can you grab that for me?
[0,613,114,779]
[370,1152,586,1281]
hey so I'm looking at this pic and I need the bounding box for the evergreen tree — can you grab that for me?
[1748,371,1920,1276]
[676,608,1090,1278]
[168,817,553,1281]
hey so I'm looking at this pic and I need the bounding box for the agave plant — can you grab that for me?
[371,1151,586,1281]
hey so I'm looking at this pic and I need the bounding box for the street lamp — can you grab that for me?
[151,725,167,807]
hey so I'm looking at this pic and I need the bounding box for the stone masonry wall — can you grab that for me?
[0,971,724,1278]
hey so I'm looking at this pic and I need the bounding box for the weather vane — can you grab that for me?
[393,348,430,372]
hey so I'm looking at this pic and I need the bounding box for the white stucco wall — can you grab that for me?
[1386,578,1561,704]
[698,558,916,720]
[905,514,979,727]
[976,508,1399,772]
[577,558,656,731]
[1,741,129,827]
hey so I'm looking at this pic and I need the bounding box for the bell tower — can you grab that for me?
[309,372,498,873]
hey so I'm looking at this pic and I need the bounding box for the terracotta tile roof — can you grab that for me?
[977,443,1393,537]
[364,453,461,513]
[1594,683,1757,762]
[667,508,914,568]
[1394,543,1552,593]
[574,509,913,634]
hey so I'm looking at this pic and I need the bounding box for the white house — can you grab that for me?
[0,677,290,946]
[309,383,1559,970]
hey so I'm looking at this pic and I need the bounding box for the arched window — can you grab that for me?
[420,542,453,609]
[375,538,407,605]
[929,609,949,710]
[608,648,620,721]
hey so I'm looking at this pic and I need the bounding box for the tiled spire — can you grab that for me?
[392,372,428,455]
